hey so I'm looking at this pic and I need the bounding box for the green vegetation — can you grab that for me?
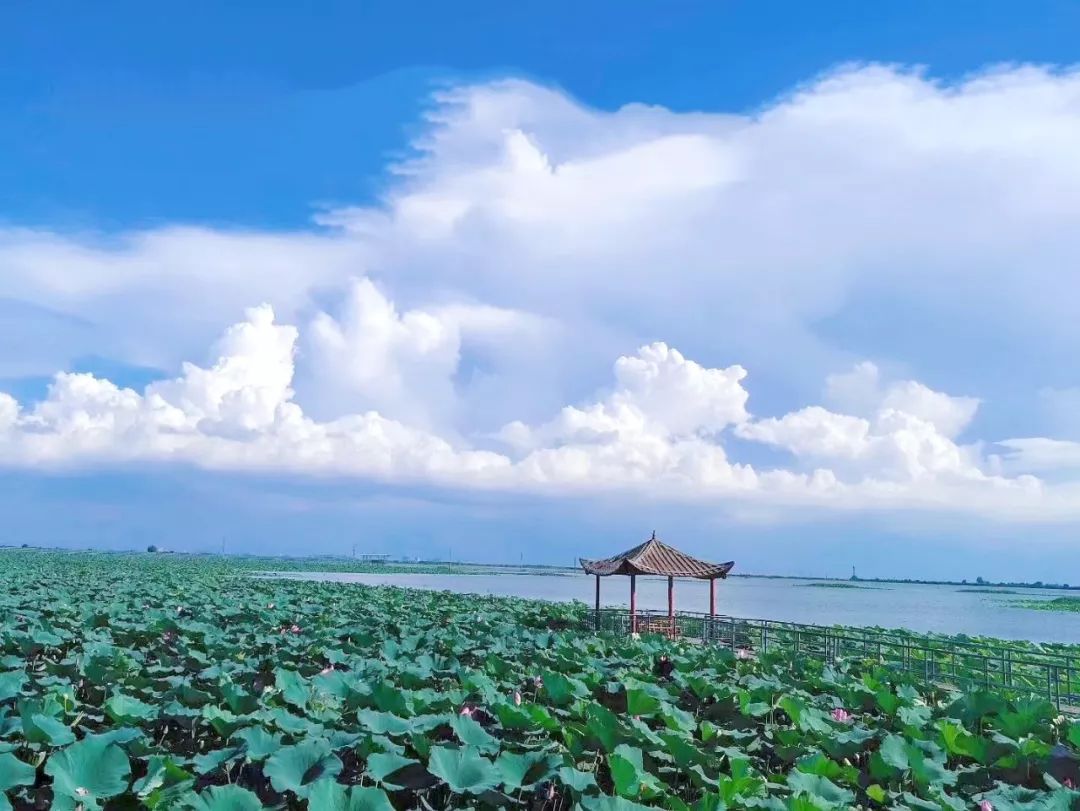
[960,589,1019,595]
[1016,596,1080,613]
[797,583,886,590]
[1,550,1079,810]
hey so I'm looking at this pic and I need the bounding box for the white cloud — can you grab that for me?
[998,438,1080,473]
[4,65,1080,522]
[825,361,979,439]
[739,364,988,485]
[0,305,510,483]
[302,278,548,433]
[502,342,749,450]
[0,300,1064,520]
[8,65,1080,408]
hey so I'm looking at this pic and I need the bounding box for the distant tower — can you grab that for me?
[851,565,857,581]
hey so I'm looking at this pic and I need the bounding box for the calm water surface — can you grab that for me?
[272,572,1080,644]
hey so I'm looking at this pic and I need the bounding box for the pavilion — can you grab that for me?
[580,532,734,635]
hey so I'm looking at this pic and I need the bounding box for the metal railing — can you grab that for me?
[591,608,1080,709]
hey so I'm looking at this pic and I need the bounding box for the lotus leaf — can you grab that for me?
[427,745,501,794]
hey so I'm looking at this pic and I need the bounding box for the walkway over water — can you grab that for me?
[594,607,1080,710]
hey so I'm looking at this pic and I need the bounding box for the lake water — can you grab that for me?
[272,572,1080,644]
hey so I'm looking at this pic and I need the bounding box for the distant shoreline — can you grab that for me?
[1,545,1073,591]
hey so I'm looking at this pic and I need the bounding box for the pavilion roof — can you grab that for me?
[579,533,734,579]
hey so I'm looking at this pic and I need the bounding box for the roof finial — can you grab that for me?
[651,530,656,540]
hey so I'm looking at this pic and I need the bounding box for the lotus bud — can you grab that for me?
[513,691,522,706]
[979,801,993,811]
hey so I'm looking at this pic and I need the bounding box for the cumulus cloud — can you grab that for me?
[4,64,1080,522]
[7,64,1080,413]
[825,362,979,440]
[0,305,510,482]
[0,301,1060,521]
[501,343,749,450]
[303,278,547,432]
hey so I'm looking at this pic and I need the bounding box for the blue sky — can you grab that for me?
[4,3,1080,579]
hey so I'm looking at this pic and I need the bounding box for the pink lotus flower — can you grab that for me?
[547,784,556,800]
[1066,778,1075,790]
[831,708,852,723]
[513,691,522,706]
[979,801,993,811]
[460,706,474,717]
[267,603,275,609]
[533,676,543,688]
[289,624,301,634]
[320,666,334,675]
[161,631,176,643]
[736,649,752,660]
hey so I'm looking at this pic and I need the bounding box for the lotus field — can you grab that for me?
[3,552,1080,810]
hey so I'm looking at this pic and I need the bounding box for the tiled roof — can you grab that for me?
[580,533,734,579]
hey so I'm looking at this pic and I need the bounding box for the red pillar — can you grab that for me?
[629,574,637,633]
[667,575,674,637]
[594,574,600,630]
[709,577,716,617]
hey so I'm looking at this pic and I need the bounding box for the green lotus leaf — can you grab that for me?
[449,714,500,755]
[357,708,412,736]
[495,751,561,791]
[132,755,194,808]
[0,672,25,704]
[203,705,247,738]
[192,746,242,775]
[624,688,662,717]
[786,770,855,806]
[45,735,131,809]
[20,709,75,745]
[186,784,264,811]
[871,733,910,779]
[364,751,420,786]
[231,726,282,761]
[307,780,395,811]
[427,745,501,794]
[264,739,343,798]
[580,795,655,811]
[586,703,620,752]
[0,752,36,792]
[274,668,311,709]
[608,744,663,800]
[541,671,587,706]
[104,692,158,725]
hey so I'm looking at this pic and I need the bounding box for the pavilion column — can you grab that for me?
[594,574,600,630]
[667,575,674,638]
[629,574,637,633]
[709,577,716,643]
